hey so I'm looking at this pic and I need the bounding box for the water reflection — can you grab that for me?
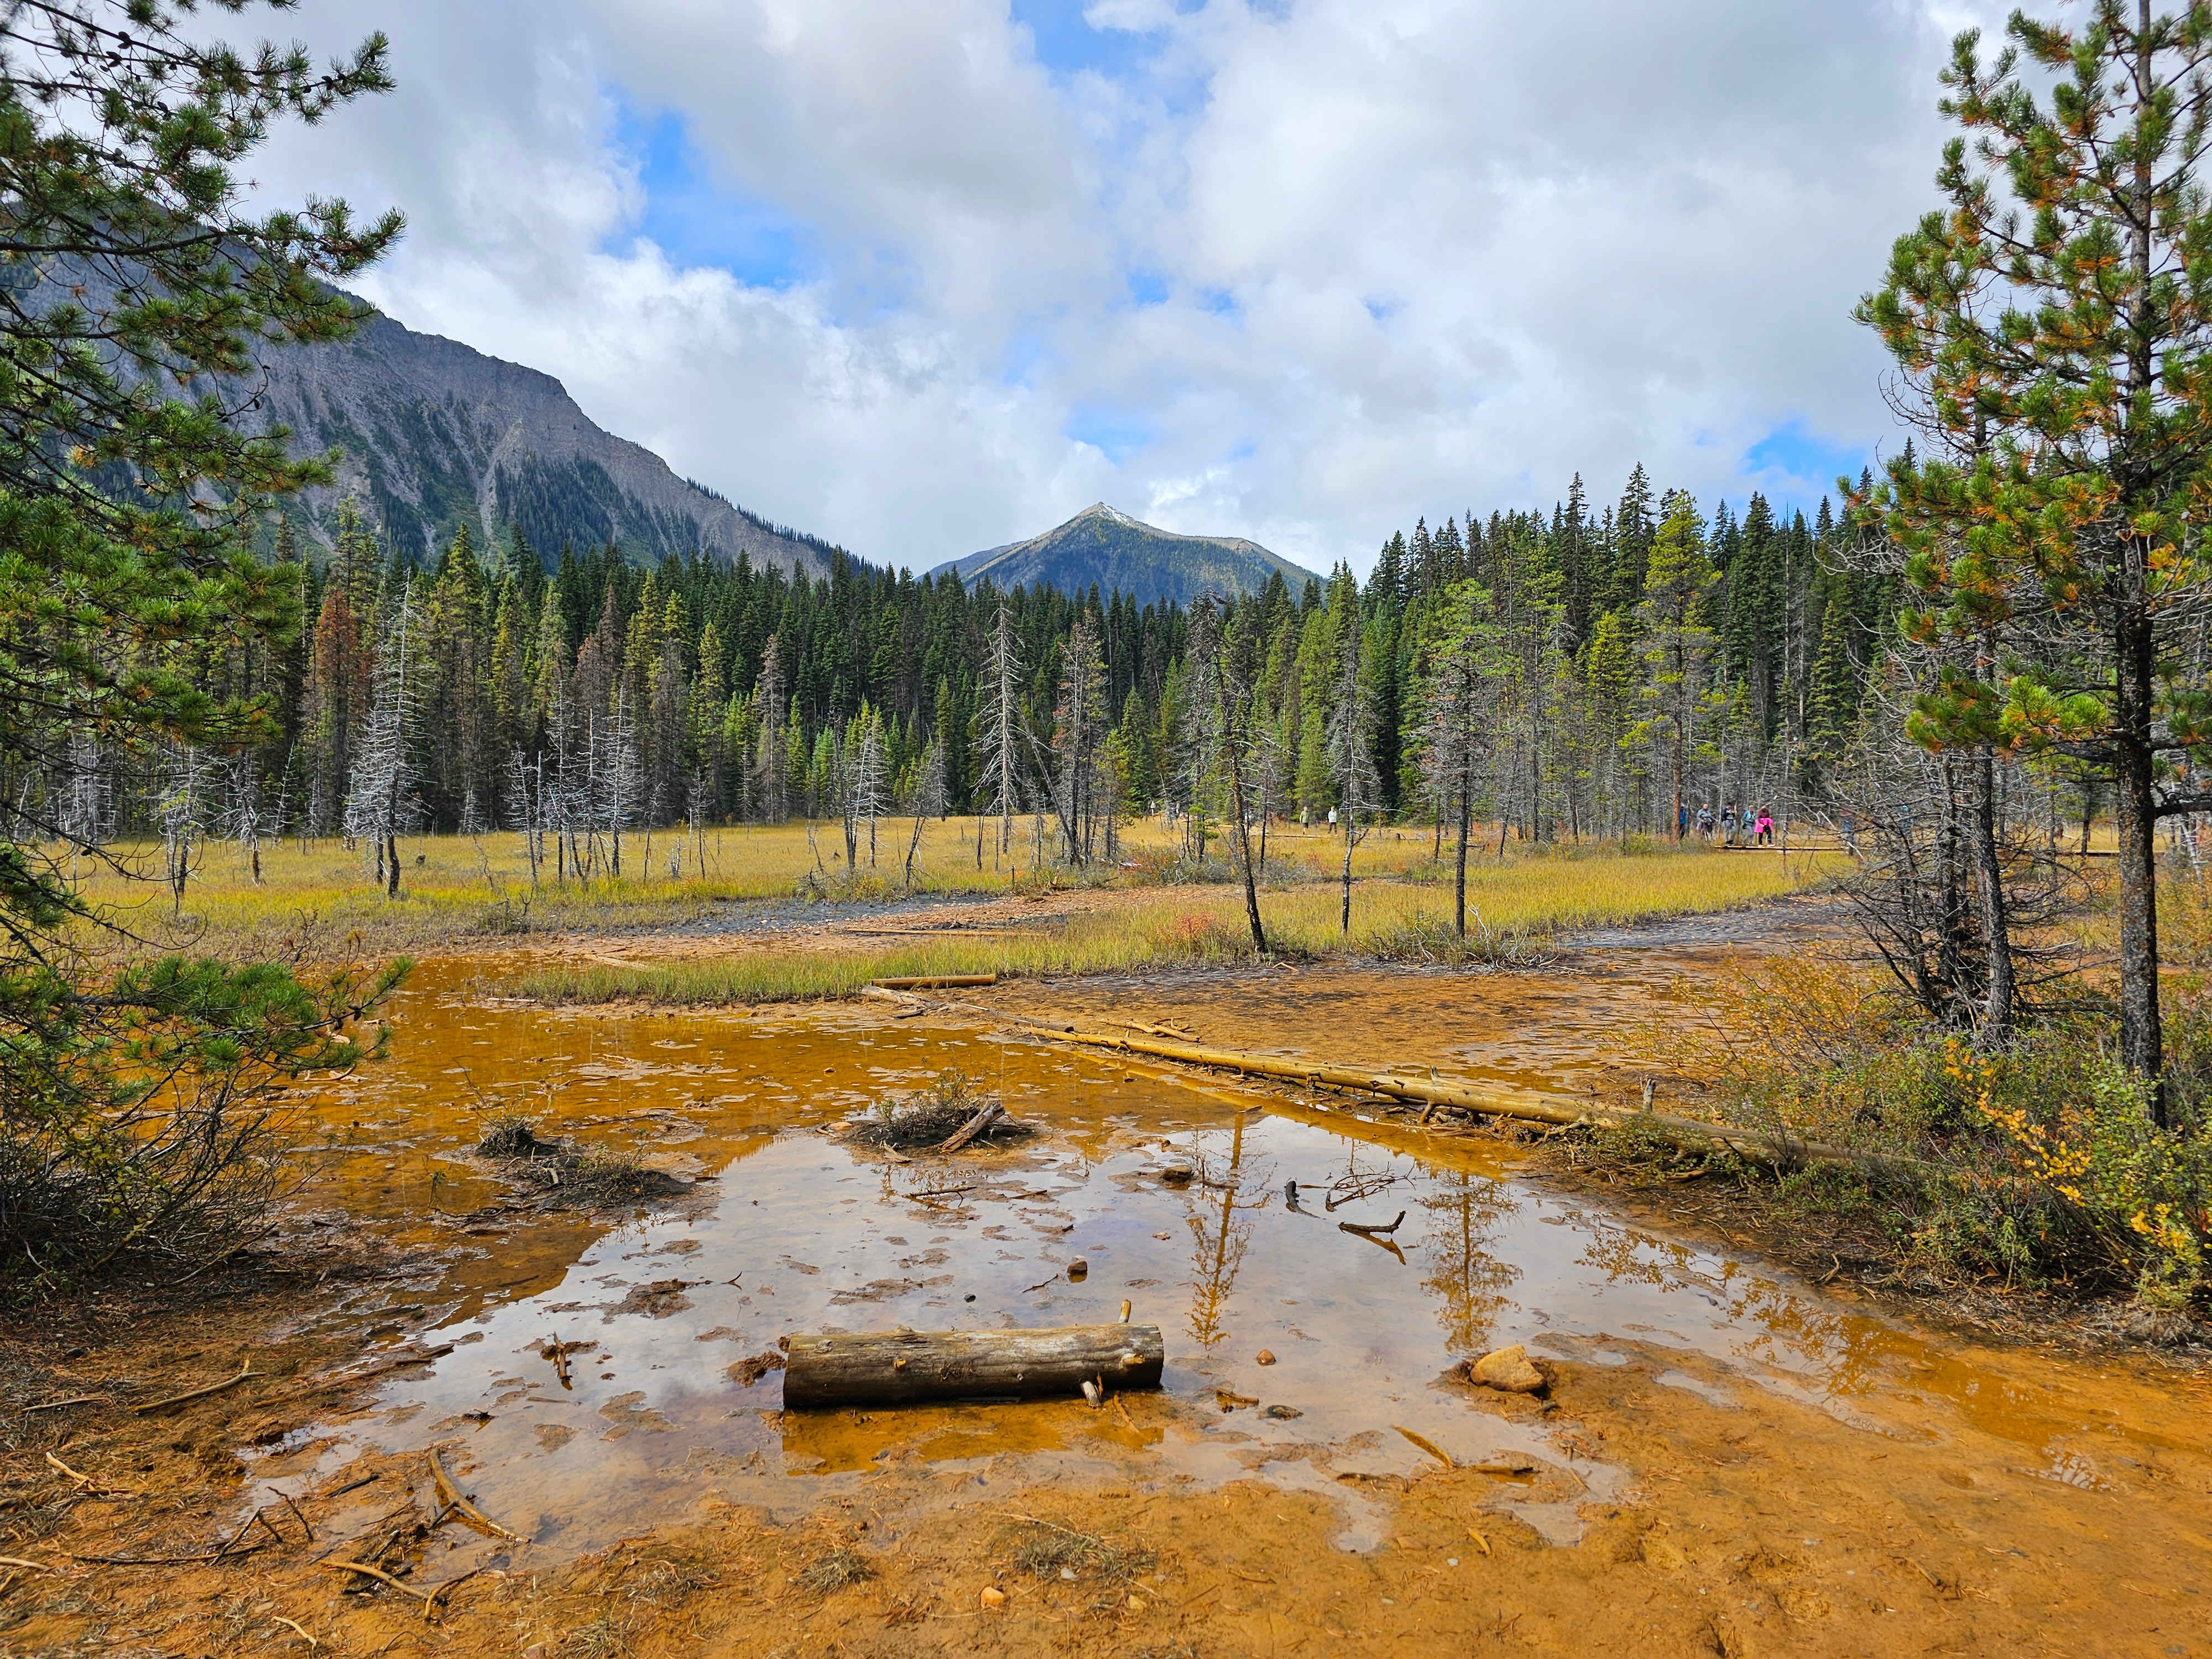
[257,962,2157,1569]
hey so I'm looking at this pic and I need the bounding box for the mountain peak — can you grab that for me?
[932,504,1313,607]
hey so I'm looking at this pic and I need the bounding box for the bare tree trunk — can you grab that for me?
[1971,747,2014,1045]
[2115,606,2165,1121]
[1454,757,1474,937]
[1340,820,1355,935]
[1224,740,1267,953]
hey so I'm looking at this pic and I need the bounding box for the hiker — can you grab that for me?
[1755,808,1774,845]
[1720,801,1736,845]
[1695,803,1713,839]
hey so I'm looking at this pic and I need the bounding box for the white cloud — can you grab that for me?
[244,0,2002,575]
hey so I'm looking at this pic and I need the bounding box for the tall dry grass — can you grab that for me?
[65,818,1822,961]
[510,846,1833,1005]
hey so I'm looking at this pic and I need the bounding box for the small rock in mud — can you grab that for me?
[1255,1349,1276,1366]
[728,1349,787,1387]
[1160,1166,1196,1186]
[1067,1257,1088,1281]
[1261,1404,1302,1420]
[1473,1454,1535,1474]
[1467,1344,1547,1395]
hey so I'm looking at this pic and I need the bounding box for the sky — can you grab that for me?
[244,0,2015,577]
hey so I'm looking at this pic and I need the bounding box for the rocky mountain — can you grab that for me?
[933,503,1313,607]
[246,306,841,574]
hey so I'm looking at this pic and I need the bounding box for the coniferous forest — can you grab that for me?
[47,467,1900,890]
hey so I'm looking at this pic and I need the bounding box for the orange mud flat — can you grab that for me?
[3,938,2210,1657]
[4,1314,2205,1658]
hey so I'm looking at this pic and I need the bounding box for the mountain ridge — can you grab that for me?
[933,503,1314,607]
[249,305,843,575]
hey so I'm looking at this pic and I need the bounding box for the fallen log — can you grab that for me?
[869,974,999,990]
[1042,1025,1914,1174]
[782,1323,1165,1408]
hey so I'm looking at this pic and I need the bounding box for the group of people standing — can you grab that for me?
[1681,801,1776,845]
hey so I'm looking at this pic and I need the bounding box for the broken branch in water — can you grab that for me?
[936,1102,1004,1153]
[1338,1210,1406,1238]
[427,1449,523,1542]
[316,1559,434,1601]
[133,1361,254,1415]
[543,1335,572,1389]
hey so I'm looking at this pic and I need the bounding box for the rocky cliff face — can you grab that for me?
[252,307,838,573]
[933,503,1313,607]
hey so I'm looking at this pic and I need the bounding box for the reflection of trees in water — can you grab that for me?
[1182,1114,1274,1352]
[1416,1165,1522,1354]
[1572,1215,1902,1400]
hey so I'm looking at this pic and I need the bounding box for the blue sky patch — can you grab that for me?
[1744,419,1867,494]
[611,100,812,289]
[1126,269,1170,306]
[1066,404,1155,463]
[1011,0,1165,80]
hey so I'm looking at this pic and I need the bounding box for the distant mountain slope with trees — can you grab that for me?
[247,305,843,575]
[933,503,1314,606]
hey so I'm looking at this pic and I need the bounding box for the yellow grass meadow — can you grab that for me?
[60,817,1835,997]
[508,840,1834,1005]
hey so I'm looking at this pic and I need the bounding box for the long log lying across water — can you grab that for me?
[782,1323,1164,1408]
[1042,1025,1911,1174]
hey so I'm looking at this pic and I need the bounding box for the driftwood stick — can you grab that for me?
[545,1335,572,1389]
[133,1362,254,1415]
[870,974,999,990]
[279,1488,316,1543]
[317,1559,434,1601]
[427,1449,524,1542]
[70,1543,268,1566]
[936,1103,1004,1153]
[0,1556,48,1572]
[1338,1210,1407,1237]
[15,1395,102,1416]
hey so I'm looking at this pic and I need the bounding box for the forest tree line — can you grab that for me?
[28,462,1912,895]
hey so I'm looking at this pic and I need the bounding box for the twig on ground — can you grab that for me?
[133,1361,254,1415]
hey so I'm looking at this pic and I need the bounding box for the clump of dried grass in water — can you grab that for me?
[475,1114,546,1159]
[846,1072,1034,1151]
[1006,1520,1156,1586]
[794,1548,876,1596]
[476,1119,682,1208]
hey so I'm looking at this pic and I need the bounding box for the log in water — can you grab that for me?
[781,1323,1165,1407]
